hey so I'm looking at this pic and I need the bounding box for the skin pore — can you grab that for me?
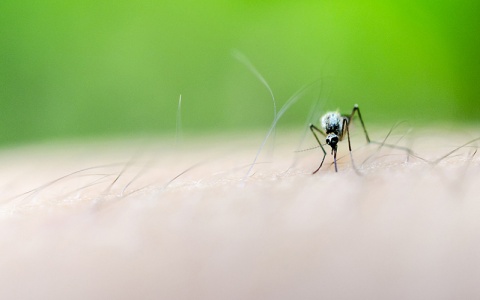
[0,127,479,299]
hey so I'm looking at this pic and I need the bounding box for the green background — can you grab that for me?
[1,0,479,146]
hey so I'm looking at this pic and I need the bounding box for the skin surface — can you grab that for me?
[0,127,479,299]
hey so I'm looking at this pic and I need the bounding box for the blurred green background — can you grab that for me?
[1,0,479,146]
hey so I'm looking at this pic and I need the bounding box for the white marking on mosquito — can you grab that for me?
[321,111,343,136]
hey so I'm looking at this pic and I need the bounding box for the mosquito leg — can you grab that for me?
[343,118,362,175]
[343,118,352,152]
[350,104,371,143]
[309,124,327,174]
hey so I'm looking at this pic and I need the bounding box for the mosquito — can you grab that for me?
[309,104,370,173]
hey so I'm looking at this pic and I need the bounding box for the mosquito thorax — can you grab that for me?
[321,112,343,136]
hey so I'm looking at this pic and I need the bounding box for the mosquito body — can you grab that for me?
[310,104,370,173]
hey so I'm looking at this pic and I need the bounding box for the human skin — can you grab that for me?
[0,127,479,300]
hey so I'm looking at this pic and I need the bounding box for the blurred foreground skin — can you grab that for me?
[0,128,480,300]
